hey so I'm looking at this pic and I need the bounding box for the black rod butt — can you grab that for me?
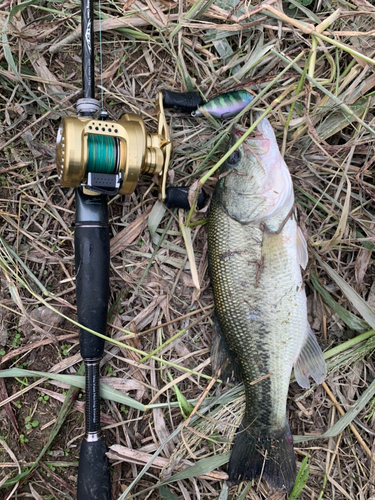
[77,438,111,500]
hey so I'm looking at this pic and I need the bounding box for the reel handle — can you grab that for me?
[77,438,111,500]
[75,189,110,359]
[165,186,207,210]
[162,90,203,112]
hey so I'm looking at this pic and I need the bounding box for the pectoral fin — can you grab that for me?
[211,316,241,384]
[296,226,308,270]
[294,324,326,389]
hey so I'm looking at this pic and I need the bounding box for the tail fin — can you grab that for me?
[228,419,296,493]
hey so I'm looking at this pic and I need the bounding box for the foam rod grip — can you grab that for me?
[77,438,111,500]
[162,90,203,111]
[75,225,110,360]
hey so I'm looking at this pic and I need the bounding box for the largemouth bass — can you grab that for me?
[208,116,326,492]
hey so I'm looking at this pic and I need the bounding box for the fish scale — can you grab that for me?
[207,116,326,492]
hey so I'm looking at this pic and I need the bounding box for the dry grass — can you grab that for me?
[1,0,375,498]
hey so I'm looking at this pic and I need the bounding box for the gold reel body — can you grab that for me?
[55,93,171,200]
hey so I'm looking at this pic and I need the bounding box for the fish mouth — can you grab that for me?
[233,125,248,137]
[232,125,253,140]
[231,124,269,156]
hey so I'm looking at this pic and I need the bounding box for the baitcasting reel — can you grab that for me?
[56,93,172,200]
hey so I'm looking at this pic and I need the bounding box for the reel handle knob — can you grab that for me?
[77,438,111,500]
[162,90,203,112]
[164,186,207,210]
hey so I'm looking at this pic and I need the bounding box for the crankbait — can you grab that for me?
[191,89,253,120]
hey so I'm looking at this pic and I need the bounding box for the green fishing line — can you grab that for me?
[87,134,117,174]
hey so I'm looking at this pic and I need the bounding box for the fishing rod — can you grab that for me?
[54,0,174,497]
[53,0,210,496]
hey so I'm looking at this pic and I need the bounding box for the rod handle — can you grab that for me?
[77,438,111,500]
[161,90,203,112]
[75,224,110,359]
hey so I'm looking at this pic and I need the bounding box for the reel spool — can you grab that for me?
[56,92,172,200]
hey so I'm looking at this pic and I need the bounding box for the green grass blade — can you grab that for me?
[161,453,230,484]
[323,329,375,361]
[272,50,375,138]
[218,483,229,500]
[0,368,145,411]
[310,272,369,332]
[159,485,181,500]
[314,253,375,331]
[288,455,310,499]
[294,378,375,443]
[167,371,194,418]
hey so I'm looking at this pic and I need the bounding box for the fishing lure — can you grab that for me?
[191,89,253,120]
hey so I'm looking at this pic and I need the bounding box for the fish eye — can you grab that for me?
[228,150,241,165]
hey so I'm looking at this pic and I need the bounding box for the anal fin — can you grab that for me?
[294,324,326,389]
[211,316,241,384]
